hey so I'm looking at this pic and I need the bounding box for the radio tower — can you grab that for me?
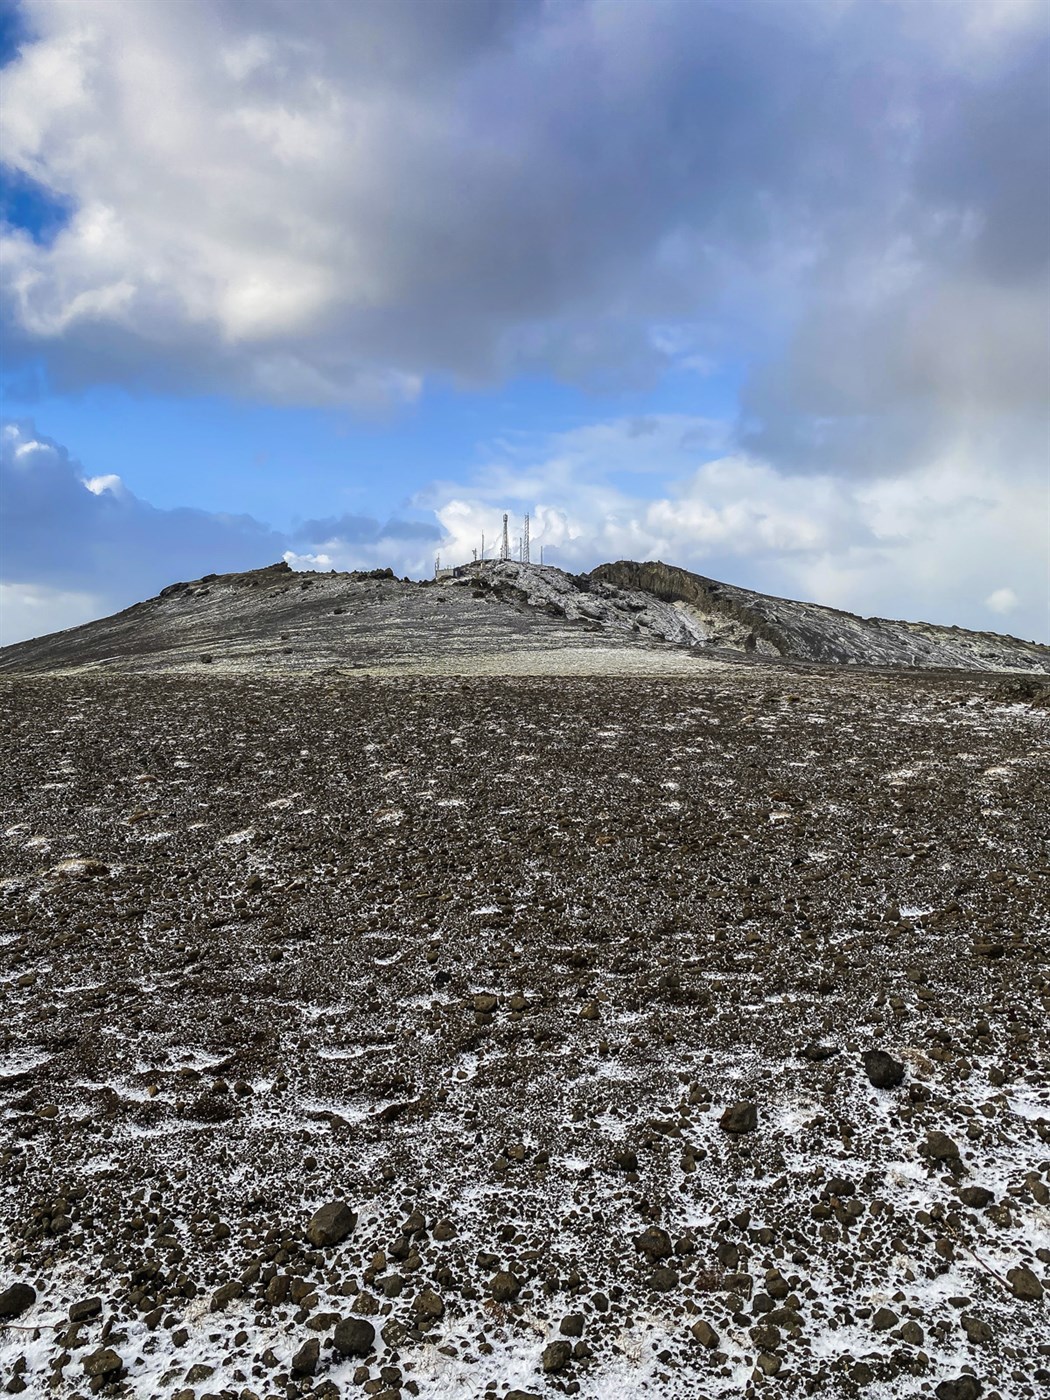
[522,513,530,565]
[500,513,510,561]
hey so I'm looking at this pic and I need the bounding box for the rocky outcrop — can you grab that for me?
[1,557,1046,675]
[587,560,1050,672]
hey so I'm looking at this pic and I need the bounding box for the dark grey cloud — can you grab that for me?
[3,0,1046,429]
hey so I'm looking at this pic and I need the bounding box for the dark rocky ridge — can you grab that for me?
[589,560,1050,672]
[2,558,1047,676]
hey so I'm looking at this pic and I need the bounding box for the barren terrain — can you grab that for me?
[3,561,1047,678]
[1,662,1048,1400]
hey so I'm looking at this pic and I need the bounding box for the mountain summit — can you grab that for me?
[1,559,1047,676]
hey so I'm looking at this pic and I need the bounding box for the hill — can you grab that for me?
[1,558,1047,676]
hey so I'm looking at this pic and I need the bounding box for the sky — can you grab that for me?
[1,0,1048,646]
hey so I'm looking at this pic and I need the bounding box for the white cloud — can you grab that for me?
[986,586,1019,614]
[1,0,1046,441]
[423,416,1050,642]
[83,473,125,496]
[0,581,104,647]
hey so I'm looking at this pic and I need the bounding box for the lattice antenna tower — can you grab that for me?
[522,513,530,565]
[500,513,510,561]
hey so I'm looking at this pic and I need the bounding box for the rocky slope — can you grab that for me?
[1,559,1047,677]
[587,561,1050,672]
[1,667,1047,1399]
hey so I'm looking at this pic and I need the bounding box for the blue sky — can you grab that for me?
[1,0,1048,645]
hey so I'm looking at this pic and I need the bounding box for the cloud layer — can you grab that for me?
[3,0,1047,435]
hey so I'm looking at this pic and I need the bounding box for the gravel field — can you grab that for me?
[1,667,1048,1400]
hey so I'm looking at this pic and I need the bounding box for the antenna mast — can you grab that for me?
[500,513,510,561]
[522,513,530,565]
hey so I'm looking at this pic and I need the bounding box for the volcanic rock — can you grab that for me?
[691,1319,719,1349]
[0,1283,35,1319]
[333,1316,376,1357]
[924,1131,961,1161]
[633,1226,673,1262]
[82,1346,123,1379]
[1007,1265,1044,1302]
[720,1101,758,1134]
[489,1271,521,1303]
[307,1199,357,1246]
[542,1340,573,1373]
[935,1378,983,1400]
[862,1049,905,1088]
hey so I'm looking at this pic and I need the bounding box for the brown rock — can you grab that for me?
[633,1226,673,1262]
[542,1340,573,1373]
[333,1316,376,1357]
[924,1130,961,1161]
[691,1318,719,1348]
[307,1199,357,1247]
[720,1101,758,1134]
[82,1346,123,1379]
[1007,1265,1044,1302]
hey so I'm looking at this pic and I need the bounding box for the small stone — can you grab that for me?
[756,1353,782,1377]
[924,1130,961,1161]
[872,1306,898,1331]
[307,1200,357,1247]
[691,1319,719,1349]
[650,1266,679,1292]
[542,1340,573,1373]
[472,993,498,1014]
[209,1280,243,1312]
[957,1187,994,1212]
[719,1101,758,1134]
[489,1271,521,1303]
[82,1346,123,1379]
[291,1337,320,1376]
[961,1315,993,1344]
[1007,1265,1044,1301]
[751,1325,781,1351]
[801,1043,839,1061]
[69,1297,102,1323]
[559,1314,584,1337]
[333,1316,376,1357]
[935,1377,983,1400]
[899,1320,924,1346]
[0,1284,35,1320]
[413,1287,444,1321]
[862,1049,905,1088]
[633,1226,673,1262]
